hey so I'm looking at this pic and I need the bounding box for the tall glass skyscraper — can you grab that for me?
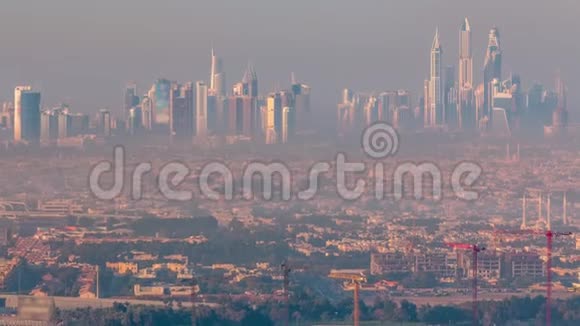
[428,29,443,126]
[483,27,502,128]
[153,79,171,126]
[14,87,41,143]
[196,81,208,137]
[458,18,474,129]
[210,48,226,97]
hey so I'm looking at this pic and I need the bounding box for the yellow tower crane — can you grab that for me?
[328,270,367,326]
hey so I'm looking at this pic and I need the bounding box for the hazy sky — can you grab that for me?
[0,0,578,119]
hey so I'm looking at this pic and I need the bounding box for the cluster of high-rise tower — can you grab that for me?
[338,18,569,136]
[1,49,311,146]
[121,49,311,145]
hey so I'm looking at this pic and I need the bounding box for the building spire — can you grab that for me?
[432,27,441,50]
[461,17,471,31]
[210,46,216,90]
[521,192,527,230]
[243,62,257,83]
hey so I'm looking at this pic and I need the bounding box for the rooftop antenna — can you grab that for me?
[547,194,552,230]
[291,72,296,85]
[521,193,527,230]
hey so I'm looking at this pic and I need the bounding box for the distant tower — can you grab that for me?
[423,79,432,127]
[563,192,568,225]
[282,107,290,143]
[210,48,217,91]
[266,94,277,144]
[429,28,444,125]
[151,79,172,127]
[291,79,311,130]
[281,106,295,143]
[459,18,473,92]
[14,86,32,141]
[547,194,551,230]
[458,18,474,129]
[58,110,71,139]
[128,107,142,136]
[141,96,153,130]
[99,109,112,137]
[40,110,52,143]
[170,82,194,138]
[483,27,502,128]
[242,64,259,98]
[196,81,208,137]
[124,83,139,116]
[552,74,568,133]
[444,66,457,127]
[521,193,527,230]
[210,48,226,97]
[14,87,41,143]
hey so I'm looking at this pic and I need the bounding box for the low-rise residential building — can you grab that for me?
[106,262,138,275]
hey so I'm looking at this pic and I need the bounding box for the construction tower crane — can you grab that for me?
[495,229,572,326]
[328,270,367,326]
[445,243,486,326]
[189,276,198,326]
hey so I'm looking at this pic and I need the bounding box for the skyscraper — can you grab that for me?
[14,87,41,143]
[124,83,140,116]
[40,111,51,143]
[483,27,502,128]
[552,75,569,133]
[68,113,90,136]
[128,107,142,136]
[99,109,112,137]
[242,65,258,98]
[444,66,457,127]
[40,110,59,143]
[291,82,311,130]
[337,101,354,135]
[170,82,194,138]
[265,94,277,144]
[210,49,226,97]
[151,79,171,127]
[196,81,208,137]
[140,96,153,130]
[458,19,473,90]
[14,86,32,141]
[458,18,474,129]
[429,29,443,126]
[423,79,431,127]
[0,102,14,130]
[281,106,295,143]
[57,110,71,139]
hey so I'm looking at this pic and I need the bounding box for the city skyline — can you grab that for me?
[0,3,579,325]
[0,1,577,122]
[4,17,573,144]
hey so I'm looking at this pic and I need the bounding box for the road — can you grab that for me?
[384,291,578,306]
[0,294,219,310]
